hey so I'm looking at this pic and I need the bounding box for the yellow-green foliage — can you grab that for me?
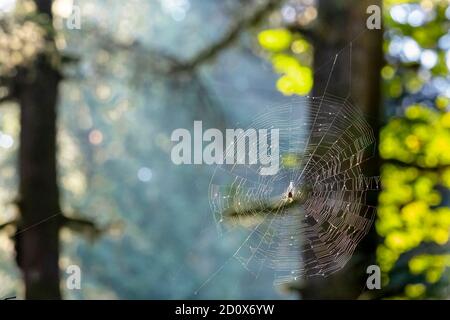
[378,103,450,298]
[380,104,450,167]
[257,29,313,96]
[257,29,292,52]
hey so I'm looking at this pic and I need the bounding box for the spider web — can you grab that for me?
[208,94,379,286]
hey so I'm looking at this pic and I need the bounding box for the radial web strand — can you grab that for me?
[209,95,379,285]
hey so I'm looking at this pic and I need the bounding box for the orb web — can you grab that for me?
[209,95,379,285]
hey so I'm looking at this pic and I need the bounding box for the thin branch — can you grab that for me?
[386,159,448,172]
[60,214,102,239]
[79,0,319,76]
[171,0,284,72]
[76,25,178,75]
[222,187,309,228]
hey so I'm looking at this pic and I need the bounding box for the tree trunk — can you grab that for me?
[301,0,382,299]
[14,0,62,299]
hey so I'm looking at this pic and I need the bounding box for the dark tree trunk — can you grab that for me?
[14,0,62,299]
[301,0,382,299]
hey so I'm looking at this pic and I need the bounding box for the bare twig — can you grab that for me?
[79,0,319,76]
[223,186,310,228]
[60,214,102,239]
[171,0,284,72]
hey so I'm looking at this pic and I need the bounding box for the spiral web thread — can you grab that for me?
[209,95,379,285]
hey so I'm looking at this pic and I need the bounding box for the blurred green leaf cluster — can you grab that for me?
[257,28,313,96]
[377,0,450,299]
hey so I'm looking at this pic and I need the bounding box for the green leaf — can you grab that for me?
[257,29,292,52]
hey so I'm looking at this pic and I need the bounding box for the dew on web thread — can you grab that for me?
[208,95,379,286]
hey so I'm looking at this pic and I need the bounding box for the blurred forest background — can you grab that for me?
[0,0,449,299]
